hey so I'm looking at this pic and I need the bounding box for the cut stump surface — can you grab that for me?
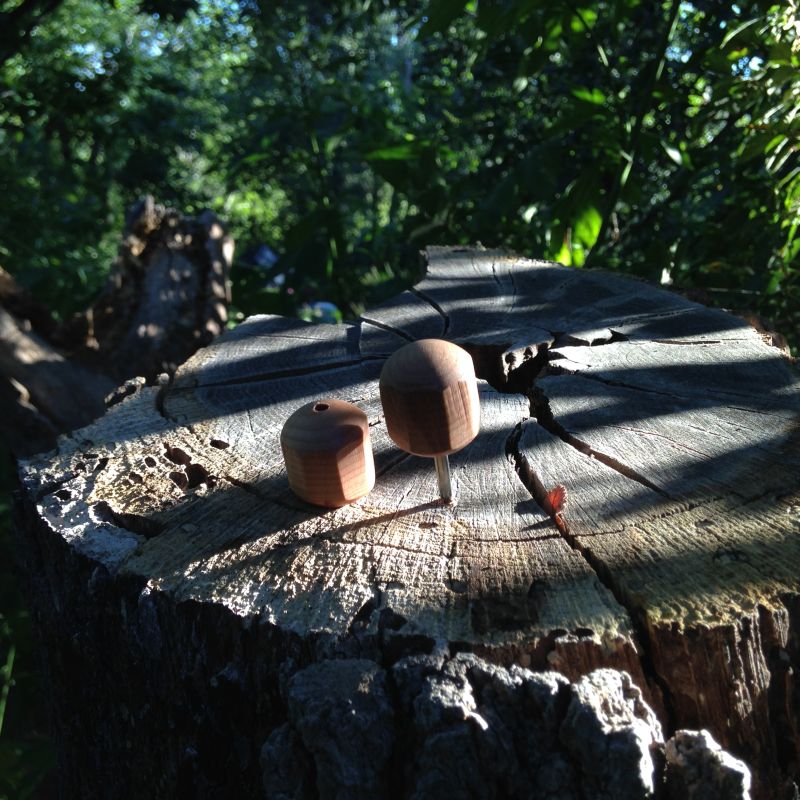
[17,247,800,798]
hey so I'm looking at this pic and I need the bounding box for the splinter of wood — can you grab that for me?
[280,398,375,507]
[379,339,480,502]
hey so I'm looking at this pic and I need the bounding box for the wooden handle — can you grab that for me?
[379,339,480,457]
[281,399,375,507]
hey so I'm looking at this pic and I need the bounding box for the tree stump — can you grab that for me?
[15,247,800,799]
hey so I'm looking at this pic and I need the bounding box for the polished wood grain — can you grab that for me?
[280,398,375,507]
[379,338,480,456]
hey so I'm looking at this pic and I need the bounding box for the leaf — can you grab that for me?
[765,134,788,155]
[543,484,567,516]
[543,484,569,534]
[571,87,606,105]
[662,141,683,166]
[721,18,760,48]
[364,143,418,161]
[241,152,271,165]
[767,145,795,174]
[619,157,633,190]
[325,133,345,155]
[766,272,782,294]
[777,166,800,190]
[573,205,602,248]
[552,239,573,266]
[513,76,528,93]
[738,131,775,163]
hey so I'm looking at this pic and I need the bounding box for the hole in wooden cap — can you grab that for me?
[313,403,330,412]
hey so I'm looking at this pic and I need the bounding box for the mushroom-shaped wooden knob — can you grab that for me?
[281,399,375,507]
[379,339,480,501]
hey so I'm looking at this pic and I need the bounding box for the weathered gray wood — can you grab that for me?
[16,246,800,799]
[263,655,741,800]
[666,730,752,799]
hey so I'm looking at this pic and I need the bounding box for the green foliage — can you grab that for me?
[0,0,239,315]
[1,0,797,337]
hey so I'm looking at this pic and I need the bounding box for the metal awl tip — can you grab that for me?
[434,454,452,502]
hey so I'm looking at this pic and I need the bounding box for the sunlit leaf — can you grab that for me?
[766,272,782,293]
[765,134,788,155]
[325,134,345,155]
[364,144,418,161]
[721,17,760,48]
[553,239,572,266]
[571,87,606,105]
[573,205,602,248]
[662,142,683,166]
[571,8,598,32]
[767,145,795,174]
[513,76,528,93]
[242,153,271,165]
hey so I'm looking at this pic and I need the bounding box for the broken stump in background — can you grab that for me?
[0,196,233,456]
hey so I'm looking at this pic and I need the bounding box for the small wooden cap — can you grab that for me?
[281,399,375,507]
[379,339,480,457]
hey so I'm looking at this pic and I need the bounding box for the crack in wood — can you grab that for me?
[154,371,174,418]
[548,361,793,412]
[504,345,550,393]
[169,357,376,393]
[217,474,302,513]
[359,316,415,343]
[504,418,678,735]
[652,339,725,345]
[505,260,518,317]
[409,288,449,337]
[261,521,448,563]
[488,258,501,286]
[598,424,715,459]
[470,534,562,544]
[552,329,630,348]
[92,500,164,540]
[528,387,670,498]
[375,450,412,478]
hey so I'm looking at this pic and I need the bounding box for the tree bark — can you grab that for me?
[15,247,800,798]
[0,196,233,456]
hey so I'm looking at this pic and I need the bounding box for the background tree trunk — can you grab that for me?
[0,196,233,456]
[15,247,800,798]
